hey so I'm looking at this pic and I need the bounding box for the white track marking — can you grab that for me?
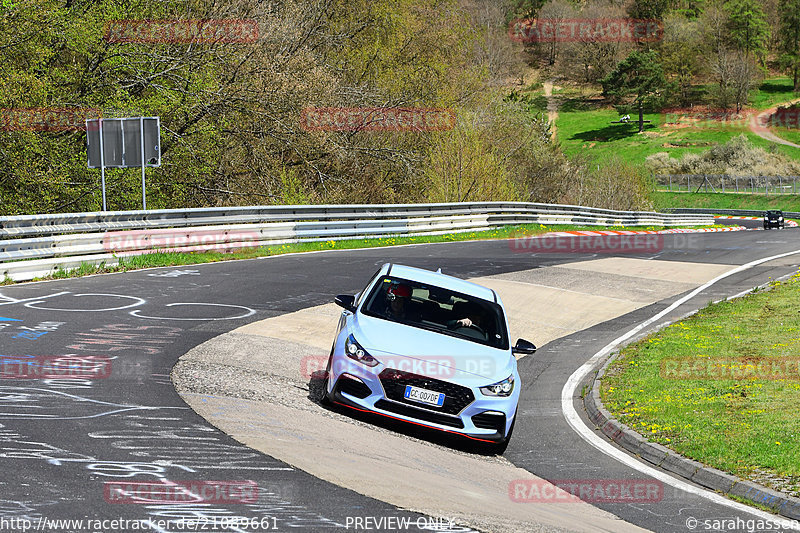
[562,248,800,525]
[0,292,70,307]
[24,293,145,312]
[130,303,256,321]
[0,387,186,420]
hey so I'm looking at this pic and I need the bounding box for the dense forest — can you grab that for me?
[2,0,796,214]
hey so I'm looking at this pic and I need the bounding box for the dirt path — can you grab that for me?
[543,80,558,141]
[748,97,800,148]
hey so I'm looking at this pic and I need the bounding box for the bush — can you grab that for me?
[645,135,800,176]
[561,155,654,210]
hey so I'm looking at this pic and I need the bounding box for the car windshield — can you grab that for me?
[361,275,509,350]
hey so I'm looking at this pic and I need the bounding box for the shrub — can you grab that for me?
[645,135,800,176]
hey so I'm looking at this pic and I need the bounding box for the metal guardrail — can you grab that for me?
[0,202,713,281]
[671,208,800,218]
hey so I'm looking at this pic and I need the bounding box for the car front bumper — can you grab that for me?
[327,355,519,443]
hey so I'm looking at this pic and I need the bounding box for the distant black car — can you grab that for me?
[764,210,785,229]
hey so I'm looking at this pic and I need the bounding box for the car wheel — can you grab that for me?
[320,347,334,405]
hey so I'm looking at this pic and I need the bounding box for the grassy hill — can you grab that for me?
[532,77,800,165]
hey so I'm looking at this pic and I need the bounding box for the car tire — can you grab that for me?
[320,347,334,406]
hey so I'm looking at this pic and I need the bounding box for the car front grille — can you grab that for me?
[378,368,475,415]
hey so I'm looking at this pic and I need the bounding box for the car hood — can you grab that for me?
[351,313,514,382]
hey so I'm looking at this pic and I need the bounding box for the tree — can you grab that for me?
[701,0,730,56]
[724,0,770,61]
[627,0,671,19]
[537,0,576,66]
[658,14,703,106]
[601,50,668,132]
[710,48,737,109]
[779,0,800,90]
[510,0,548,18]
[560,0,630,86]
[730,54,759,112]
[667,0,708,19]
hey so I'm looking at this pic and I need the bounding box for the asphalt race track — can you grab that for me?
[1,220,799,532]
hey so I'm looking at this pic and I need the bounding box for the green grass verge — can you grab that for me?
[749,77,798,110]
[549,77,800,164]
[601,271,800,496]
[653,191,800,212]
[7,222,722,284]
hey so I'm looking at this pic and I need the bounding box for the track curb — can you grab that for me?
[581,292,800,522]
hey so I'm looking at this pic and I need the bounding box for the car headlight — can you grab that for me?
[345,334,379,367]
[480,375,514,397]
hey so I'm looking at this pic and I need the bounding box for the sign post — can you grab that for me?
[86,117,160,211]
[140,117,146,210]
[98,119,107,211]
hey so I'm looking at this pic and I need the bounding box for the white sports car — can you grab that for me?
[322,263,536,451]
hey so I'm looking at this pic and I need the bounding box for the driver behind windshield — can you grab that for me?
[447,302,486,337]
[384,283,417,321]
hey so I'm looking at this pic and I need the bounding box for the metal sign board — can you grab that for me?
[86,117,161,210]
[86,117,160,168]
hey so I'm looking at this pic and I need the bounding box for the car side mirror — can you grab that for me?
[334,294,356,312]
[512,338,537,355]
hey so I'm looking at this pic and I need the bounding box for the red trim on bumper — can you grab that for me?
[333,400,498,444]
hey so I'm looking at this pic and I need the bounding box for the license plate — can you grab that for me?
[403,385,445,407]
